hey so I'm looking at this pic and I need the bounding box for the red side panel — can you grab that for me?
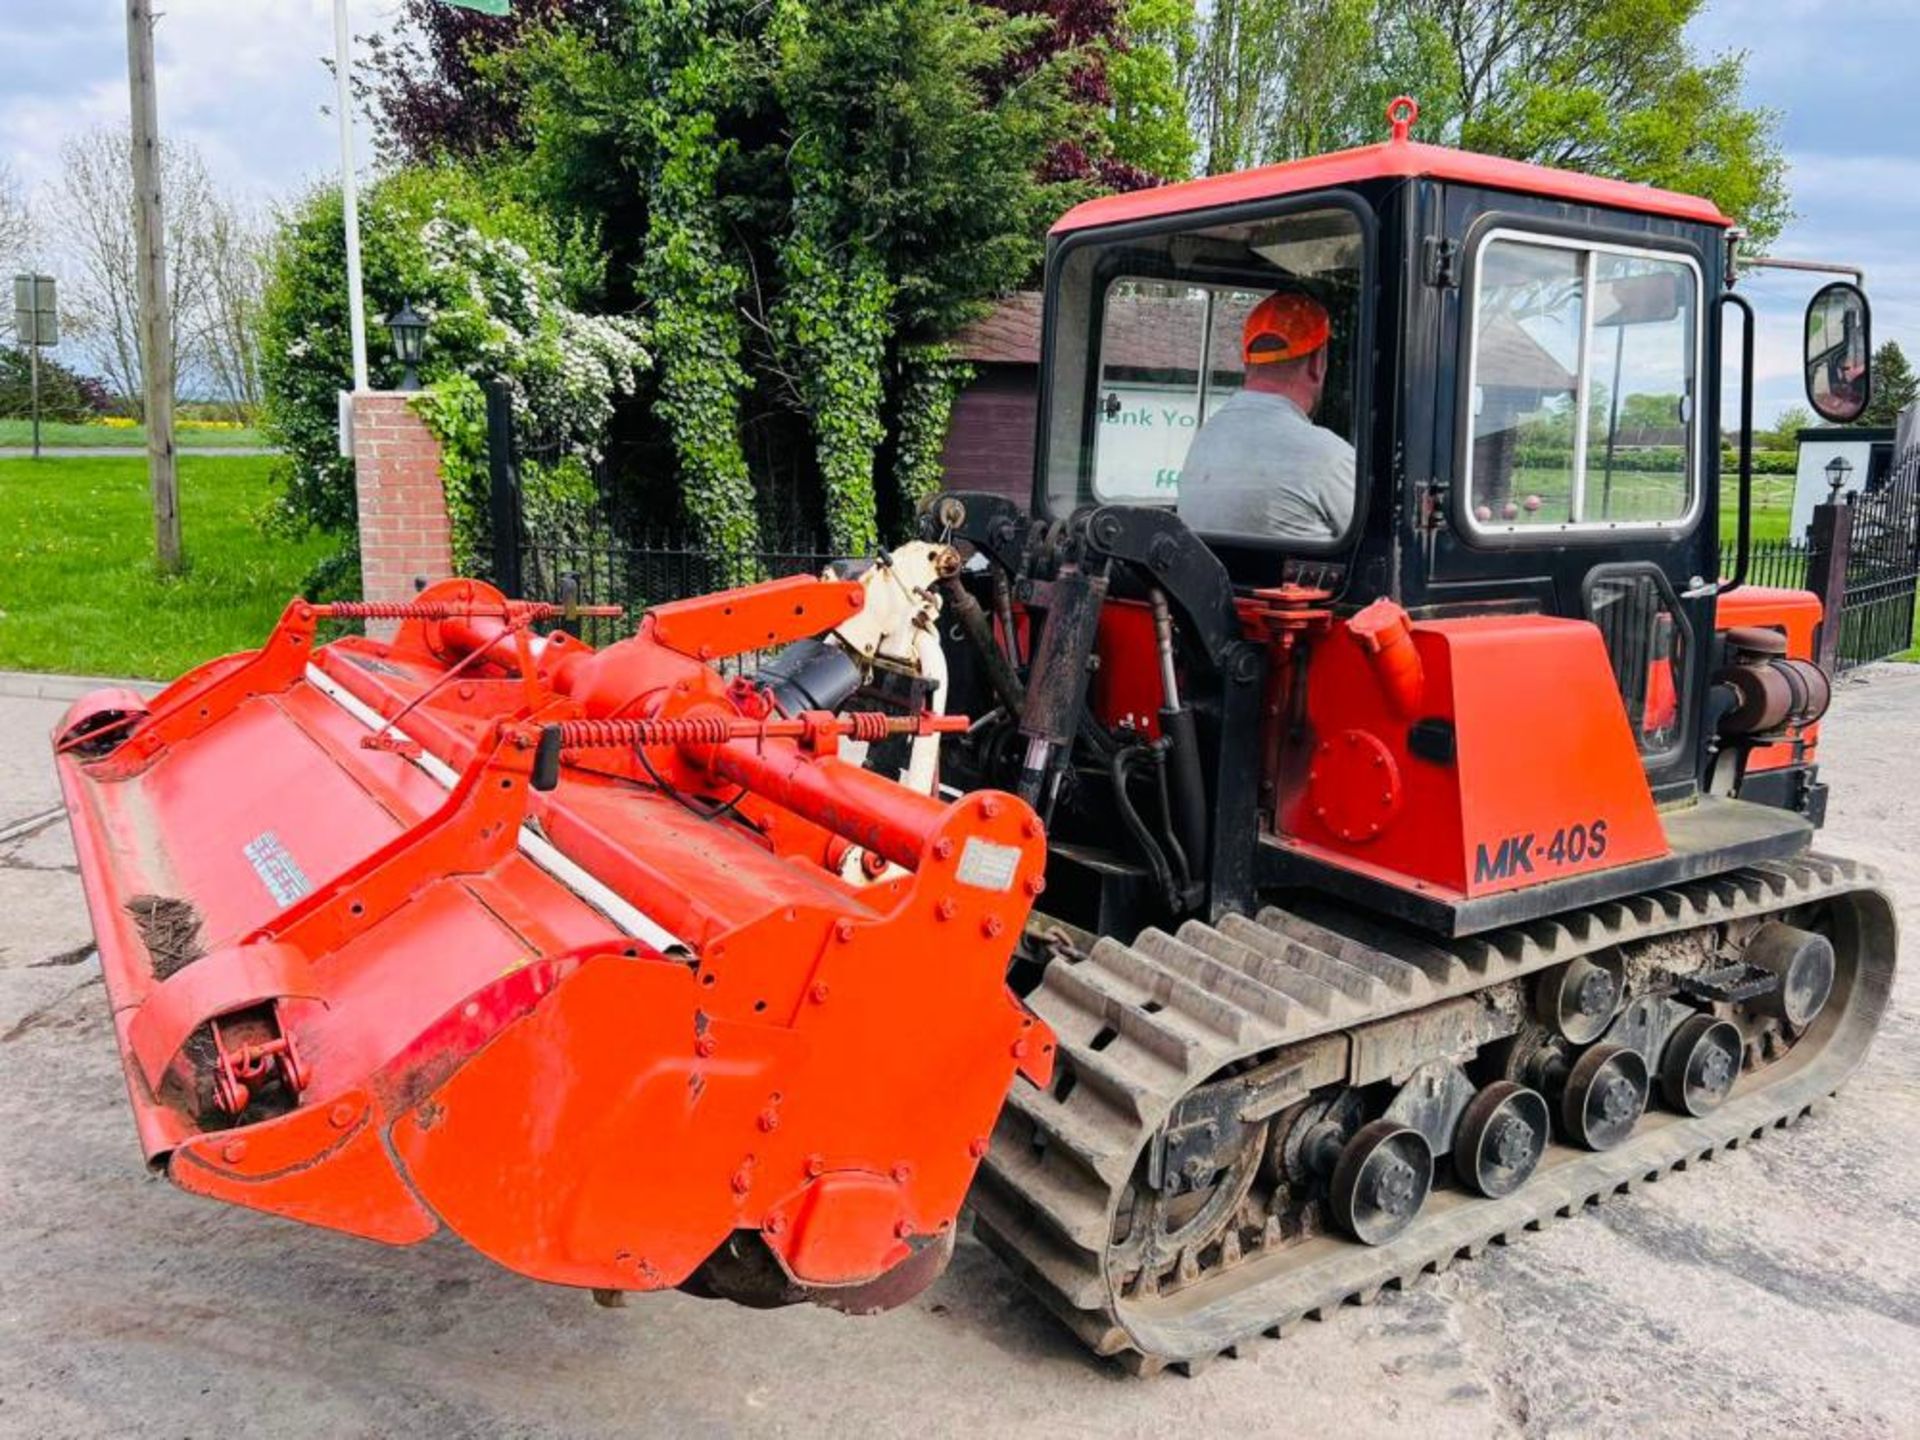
[1276,612,1668,900]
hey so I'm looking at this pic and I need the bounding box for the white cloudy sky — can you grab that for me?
[3,0,1917,422]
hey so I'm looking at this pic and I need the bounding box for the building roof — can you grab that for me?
[954,292,1043,366]
[1052,133,1731,237]
[1476,315,1576,392]
[953,290,1261,372]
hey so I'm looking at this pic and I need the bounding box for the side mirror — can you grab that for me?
[1804,281,1872,424]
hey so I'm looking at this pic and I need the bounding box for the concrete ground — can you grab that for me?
[3,671,1917,1440]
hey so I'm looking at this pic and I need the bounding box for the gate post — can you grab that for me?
[352,390,454,640]
[1805,495,1855,672]
[486,379,524,598]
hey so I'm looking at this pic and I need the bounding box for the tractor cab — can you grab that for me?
[930,100,1871,938]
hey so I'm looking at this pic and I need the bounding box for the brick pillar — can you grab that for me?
[351,391,453,636]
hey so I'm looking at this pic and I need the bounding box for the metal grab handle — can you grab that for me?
[1713,291,1756,596]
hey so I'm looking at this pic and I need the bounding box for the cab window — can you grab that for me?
[1465,232,1702,534]
[1044,202,1367,545]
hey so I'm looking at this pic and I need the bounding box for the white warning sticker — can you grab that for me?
[956,837,1020,893]
[244,830,313,907]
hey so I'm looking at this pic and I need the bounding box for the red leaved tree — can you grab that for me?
[981,0,1157,190]
[362,0,626,163]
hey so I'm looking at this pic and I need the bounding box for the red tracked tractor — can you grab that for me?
[56,102,1897,1371]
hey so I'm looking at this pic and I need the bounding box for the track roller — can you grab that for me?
[1537,956,1622,1043]
[1329,1120,1432,1245]
[1659,1014,1743,1116]
[1560,1043,1648,1150]
[1453,1081,1549,1197]
[1747,923,1836,1028]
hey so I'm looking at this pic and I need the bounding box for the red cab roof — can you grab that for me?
[1052,133,1731,236]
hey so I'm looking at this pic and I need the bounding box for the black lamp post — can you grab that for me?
[1825,453,1854,500]
[386,300,428,391]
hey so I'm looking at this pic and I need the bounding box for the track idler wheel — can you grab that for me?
[1537,957,1621,1044]
[1453,1081,1549,1198]
[1560,1043,1648,1150]
[1329,1120,1432,1246]
[1747,922,1836,1029]
[1659,1014,1744,1116]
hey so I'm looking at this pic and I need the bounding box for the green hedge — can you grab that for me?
[1513,445,1796,477]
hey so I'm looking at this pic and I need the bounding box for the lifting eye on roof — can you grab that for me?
[1387,95,1419,143]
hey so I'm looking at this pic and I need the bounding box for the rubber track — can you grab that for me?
[971,853,1897,1374]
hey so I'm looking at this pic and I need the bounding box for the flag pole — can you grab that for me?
[334,0,370,393]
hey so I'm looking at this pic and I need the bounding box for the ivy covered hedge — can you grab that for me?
[510,0,1083,555]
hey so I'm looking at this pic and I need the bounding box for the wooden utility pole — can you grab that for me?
[126,0,182,573]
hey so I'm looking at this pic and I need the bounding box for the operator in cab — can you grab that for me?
[1176,290,1355,541]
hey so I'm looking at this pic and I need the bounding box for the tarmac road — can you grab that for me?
[2,669,1917,1439]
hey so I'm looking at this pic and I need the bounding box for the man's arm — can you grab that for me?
[1316,436,1358,538]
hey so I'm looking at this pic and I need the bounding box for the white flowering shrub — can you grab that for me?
[260,166,648,591]
[412,216,649,572]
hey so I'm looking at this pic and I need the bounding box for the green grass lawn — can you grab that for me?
[1504,466,1795,545]
[0,419,268,449]
[1720,474,1795,545]
[0,455,336,680]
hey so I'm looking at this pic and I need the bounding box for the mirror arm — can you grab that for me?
[1737,254,1867,287]
[1715,291,1756,596]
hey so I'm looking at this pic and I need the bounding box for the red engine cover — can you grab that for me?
[1275,607,1669,900]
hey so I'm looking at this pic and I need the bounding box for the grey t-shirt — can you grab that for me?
[1175,389,1356,540]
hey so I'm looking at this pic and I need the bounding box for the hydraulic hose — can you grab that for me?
[1149,589,1210,892]
[1111,743,1179,912]
[936,575,1026,716]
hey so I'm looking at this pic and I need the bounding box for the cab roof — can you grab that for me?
[1051,129,1732,237]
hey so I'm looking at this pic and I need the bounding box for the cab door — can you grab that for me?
[1412,183,1725,801]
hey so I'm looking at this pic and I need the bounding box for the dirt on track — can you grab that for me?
[1,676,1916,1440]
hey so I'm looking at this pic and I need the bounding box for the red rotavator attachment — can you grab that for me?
[54,571,1053,1311]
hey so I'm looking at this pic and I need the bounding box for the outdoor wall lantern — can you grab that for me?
[1825,454,1854,500]
[386,301,428,391]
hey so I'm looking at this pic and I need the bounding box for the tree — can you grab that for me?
[1863,341,1918,428]
[980,0,1190,186]
[1618,392,1683,433]
[363,0,628,164]
[0,162,34,346]
[351,4,1132,553]
[371,0,1180,188]
[1761,405,1811,451]
[194,198,271,420]
[1171,0,1789,243]
[762,0,1078,549]
[1184,0,1380,175]
[54,127,217,416]
[1108,0,1198,179]
[0,163,27,260]
[259,165,642,575]
[0,347,111,422]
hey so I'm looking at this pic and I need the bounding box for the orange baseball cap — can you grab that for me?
[1242,291,1331,365]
